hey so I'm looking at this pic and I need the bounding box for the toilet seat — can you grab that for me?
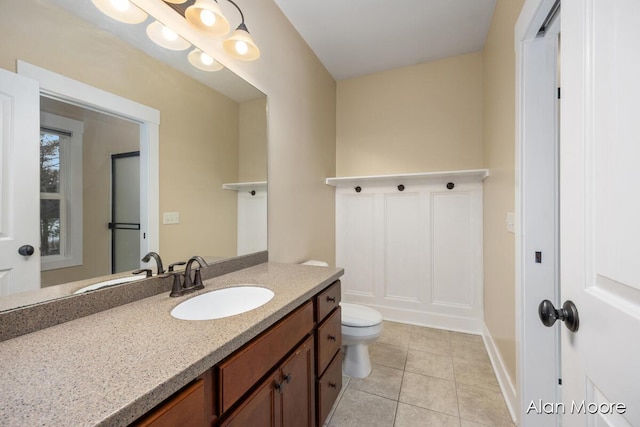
[341,302,383,340]
[341,302,383,327]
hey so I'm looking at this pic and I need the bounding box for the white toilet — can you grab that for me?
[301,260,384,378]
[340,302,383,378]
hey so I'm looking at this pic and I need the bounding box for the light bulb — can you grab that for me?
[235,40,249,55]
[161,26,178,41]
[109,0,130,12]
[200,52,214,66]
[200,9,216,27]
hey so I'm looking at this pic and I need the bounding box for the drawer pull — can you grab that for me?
[326,296,336,303]
[328,382,338,389]
[275,381,284,394]
[283,373,292,384]
[327,334,337,342]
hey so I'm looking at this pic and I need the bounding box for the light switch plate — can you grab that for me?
[506,212,515,234]
[163,212,180,225]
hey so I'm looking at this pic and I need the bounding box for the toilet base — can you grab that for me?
[342,343,372,378]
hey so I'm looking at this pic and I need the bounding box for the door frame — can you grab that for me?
[515,0,562,425]
[16,61,160,267]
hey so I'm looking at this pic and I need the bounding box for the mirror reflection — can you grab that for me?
[0,0,267,308]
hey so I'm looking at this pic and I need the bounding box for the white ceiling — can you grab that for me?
[274,0,497,80]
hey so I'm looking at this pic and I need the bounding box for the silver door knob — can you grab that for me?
[18,245,35,256]
[538,299,580,332]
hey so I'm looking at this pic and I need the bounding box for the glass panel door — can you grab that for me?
[110,151,140,273]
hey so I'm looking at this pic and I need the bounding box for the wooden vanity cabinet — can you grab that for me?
[133,370,213,427]
[131,280,343,427]
[216,301,314,414]
[220,336,315,427]
[314,280,342,426]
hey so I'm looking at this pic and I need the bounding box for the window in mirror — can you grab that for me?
[39,113,83,271]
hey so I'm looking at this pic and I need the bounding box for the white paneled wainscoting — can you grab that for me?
[328,170,488,333]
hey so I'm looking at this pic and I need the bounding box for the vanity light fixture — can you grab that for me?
[146,20,191,50]
[188,48,224,71]
[185,0,231,36]
[90,0,148,24]
[91,0,260,71]
[221,0,260,61]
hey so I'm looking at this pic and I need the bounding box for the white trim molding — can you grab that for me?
[483,322,518,424]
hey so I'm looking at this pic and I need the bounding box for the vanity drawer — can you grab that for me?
[217,301,314,413]
[315,280,341,322]
[316,306,342,376]
[317,351,342,426]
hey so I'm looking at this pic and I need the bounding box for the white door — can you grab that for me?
[0,69,40,295]
[561,0,640,425]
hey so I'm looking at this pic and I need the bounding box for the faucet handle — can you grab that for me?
[168,273,185,297]
[193,268,204,291]
[132,269,152,278]
[168,261,186,272]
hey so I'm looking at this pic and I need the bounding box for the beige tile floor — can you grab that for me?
[324,321,515,427]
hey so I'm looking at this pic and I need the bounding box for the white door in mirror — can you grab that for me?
[0,69,40,296]
[170,286,274,320]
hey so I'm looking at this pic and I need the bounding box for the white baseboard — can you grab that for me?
[482,322,518,425]
[374,305,483,334]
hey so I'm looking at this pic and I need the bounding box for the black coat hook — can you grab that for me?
[446,182,455,190]
[355,186,362,193]
[398,184,405,192]
[249,190,256,196]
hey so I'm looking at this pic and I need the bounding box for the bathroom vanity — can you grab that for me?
[0,263,343,427]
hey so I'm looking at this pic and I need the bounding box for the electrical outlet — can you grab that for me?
[163,212,180,225]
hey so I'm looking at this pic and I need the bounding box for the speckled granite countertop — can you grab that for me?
[0,262,343,427]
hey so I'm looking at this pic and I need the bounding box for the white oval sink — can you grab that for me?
[170,286,274,321]
[73,275,146,294]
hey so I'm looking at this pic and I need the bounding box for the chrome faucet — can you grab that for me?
[141,252,165,275]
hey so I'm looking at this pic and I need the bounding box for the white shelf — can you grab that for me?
[222,181,267,191]
[325,169,489,186]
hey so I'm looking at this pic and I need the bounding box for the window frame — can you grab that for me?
[40,111,83,271]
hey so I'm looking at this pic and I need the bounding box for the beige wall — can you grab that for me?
[39,101,139,286]
[238,98,268,182]
[1,0,241,273]
[482,0,525,385]
[336,52,483,176]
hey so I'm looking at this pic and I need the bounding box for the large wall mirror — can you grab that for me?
[0,0,267,309]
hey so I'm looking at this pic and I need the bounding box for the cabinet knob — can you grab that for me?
[283,373,292,384]
[275,382,284,394]
[327,334,337,342]
[326,296,336,303]
[328,382,337,389]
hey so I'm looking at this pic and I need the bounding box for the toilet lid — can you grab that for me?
[340,302,383,327]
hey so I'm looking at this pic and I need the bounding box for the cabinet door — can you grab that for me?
[220,372,282,427]
[281,336,315,427]
[134,378,206,427]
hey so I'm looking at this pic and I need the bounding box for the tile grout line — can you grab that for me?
[391,350,409,426]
